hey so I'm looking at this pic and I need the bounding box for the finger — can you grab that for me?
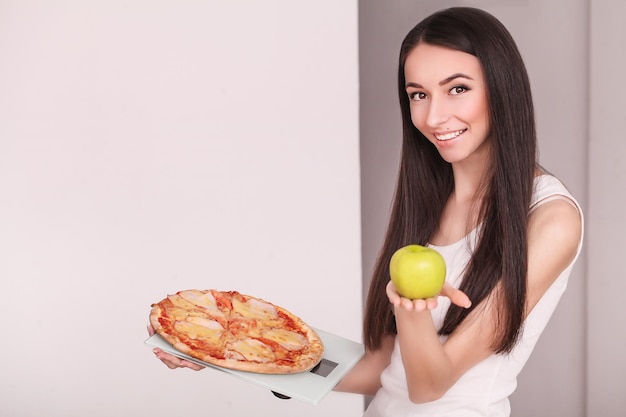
[157,355,180,369]
[440,282,472,308]
[400,297,415,310]
[147,324,155,336]
[164,360,180,369]
[425,297,438,310]
[413,299,427,311]
[153,348,205,371]
[180,360,204,371]
[153,349,182,368]
[386,281,402,306]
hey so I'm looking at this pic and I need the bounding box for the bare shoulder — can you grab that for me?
[526,197,582,309]
[528,196,582,252]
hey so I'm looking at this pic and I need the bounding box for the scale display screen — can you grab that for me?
[309,358,338,378]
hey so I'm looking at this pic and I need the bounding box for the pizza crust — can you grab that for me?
[149,289,324,374]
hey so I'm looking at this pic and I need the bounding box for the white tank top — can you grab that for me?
[364,175,584,417]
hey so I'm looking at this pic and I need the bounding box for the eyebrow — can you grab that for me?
[405,73,475,89]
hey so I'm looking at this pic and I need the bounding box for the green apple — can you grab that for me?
[389,244,446,299]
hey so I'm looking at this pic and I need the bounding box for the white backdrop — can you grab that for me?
[0,1,363,416]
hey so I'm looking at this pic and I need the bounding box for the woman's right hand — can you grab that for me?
[147,324,205,371]
[386,281,472,312]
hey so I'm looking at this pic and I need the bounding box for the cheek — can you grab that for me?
[466,98,490,130]
[409,105,426,130]
[475,108,491,136]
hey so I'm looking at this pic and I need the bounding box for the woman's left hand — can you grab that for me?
[147,324,205,371]
[386,281,471,312]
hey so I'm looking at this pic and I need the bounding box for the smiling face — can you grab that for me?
[404,43,491,166]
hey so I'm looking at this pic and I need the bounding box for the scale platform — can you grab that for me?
[145,328,364,405]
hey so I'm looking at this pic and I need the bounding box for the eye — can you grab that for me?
[409,91,427,101]
[449,85,469,95]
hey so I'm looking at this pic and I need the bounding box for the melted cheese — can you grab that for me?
[167,294,199,310]
[165,307,190,320]
[187,316,224,330]
[174,320,223,343]
[232,297,278,319]
[261,328,307,351]
[226,339,274,363]
[179,290,224,317]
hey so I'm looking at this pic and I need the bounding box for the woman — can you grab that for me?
[150,7,583,416]
[334,7,583,416]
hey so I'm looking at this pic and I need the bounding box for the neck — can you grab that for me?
[451,164,487,204]
[450,140,491,203]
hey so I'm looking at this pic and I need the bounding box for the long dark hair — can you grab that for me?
[363,7,537,354]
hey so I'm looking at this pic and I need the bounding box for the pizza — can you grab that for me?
[149,289,324,374]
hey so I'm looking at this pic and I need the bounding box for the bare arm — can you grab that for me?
[389,198,582,403]
[334,334,395,396]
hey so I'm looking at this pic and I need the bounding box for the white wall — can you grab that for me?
[495,2,588,415]
[0,1,363,416]
[588,0,626,415]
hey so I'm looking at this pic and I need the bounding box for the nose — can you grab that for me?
[425,96,450,128]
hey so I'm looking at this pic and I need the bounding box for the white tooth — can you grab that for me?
[436,130,464,141]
